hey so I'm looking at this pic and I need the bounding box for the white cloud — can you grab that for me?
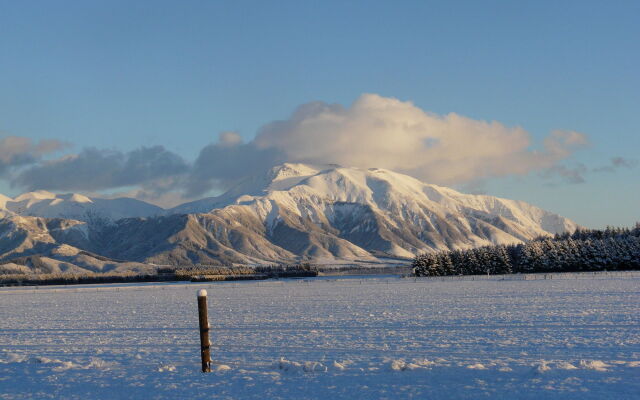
[248,93,588,185]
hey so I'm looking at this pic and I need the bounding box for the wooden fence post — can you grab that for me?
[197,289,211,372]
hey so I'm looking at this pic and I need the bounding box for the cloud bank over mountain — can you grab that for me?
[0,136,67,177]
[13,146,189,192]
[2,94,597,204]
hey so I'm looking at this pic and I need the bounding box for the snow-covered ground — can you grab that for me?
[1,273,639,399]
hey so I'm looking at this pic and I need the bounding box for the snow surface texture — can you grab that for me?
[1,273,638,399]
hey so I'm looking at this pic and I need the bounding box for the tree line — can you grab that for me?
[412,224,640,277]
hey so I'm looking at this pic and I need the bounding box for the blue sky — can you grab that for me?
[0,0,638,227]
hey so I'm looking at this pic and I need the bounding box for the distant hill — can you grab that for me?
[0,190,163,221]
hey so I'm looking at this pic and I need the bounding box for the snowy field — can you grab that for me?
[1,273,639,399]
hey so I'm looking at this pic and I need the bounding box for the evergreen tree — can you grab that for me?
[413,223,640,277]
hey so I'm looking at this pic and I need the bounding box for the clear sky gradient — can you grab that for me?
[0,0,638,227]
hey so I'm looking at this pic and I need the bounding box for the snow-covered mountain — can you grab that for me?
[0,191,163,222]
[0,164,578,271]
[162,163,576,260]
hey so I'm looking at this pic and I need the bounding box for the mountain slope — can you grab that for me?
[0,214,155,274]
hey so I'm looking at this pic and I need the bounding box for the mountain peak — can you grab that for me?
[60,193,93,203]
[267,163,338,182]
[13,190,57,202]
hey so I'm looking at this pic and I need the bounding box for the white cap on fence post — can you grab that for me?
[198,289,207,297]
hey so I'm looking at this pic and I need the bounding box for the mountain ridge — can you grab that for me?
[0,190,164,222]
